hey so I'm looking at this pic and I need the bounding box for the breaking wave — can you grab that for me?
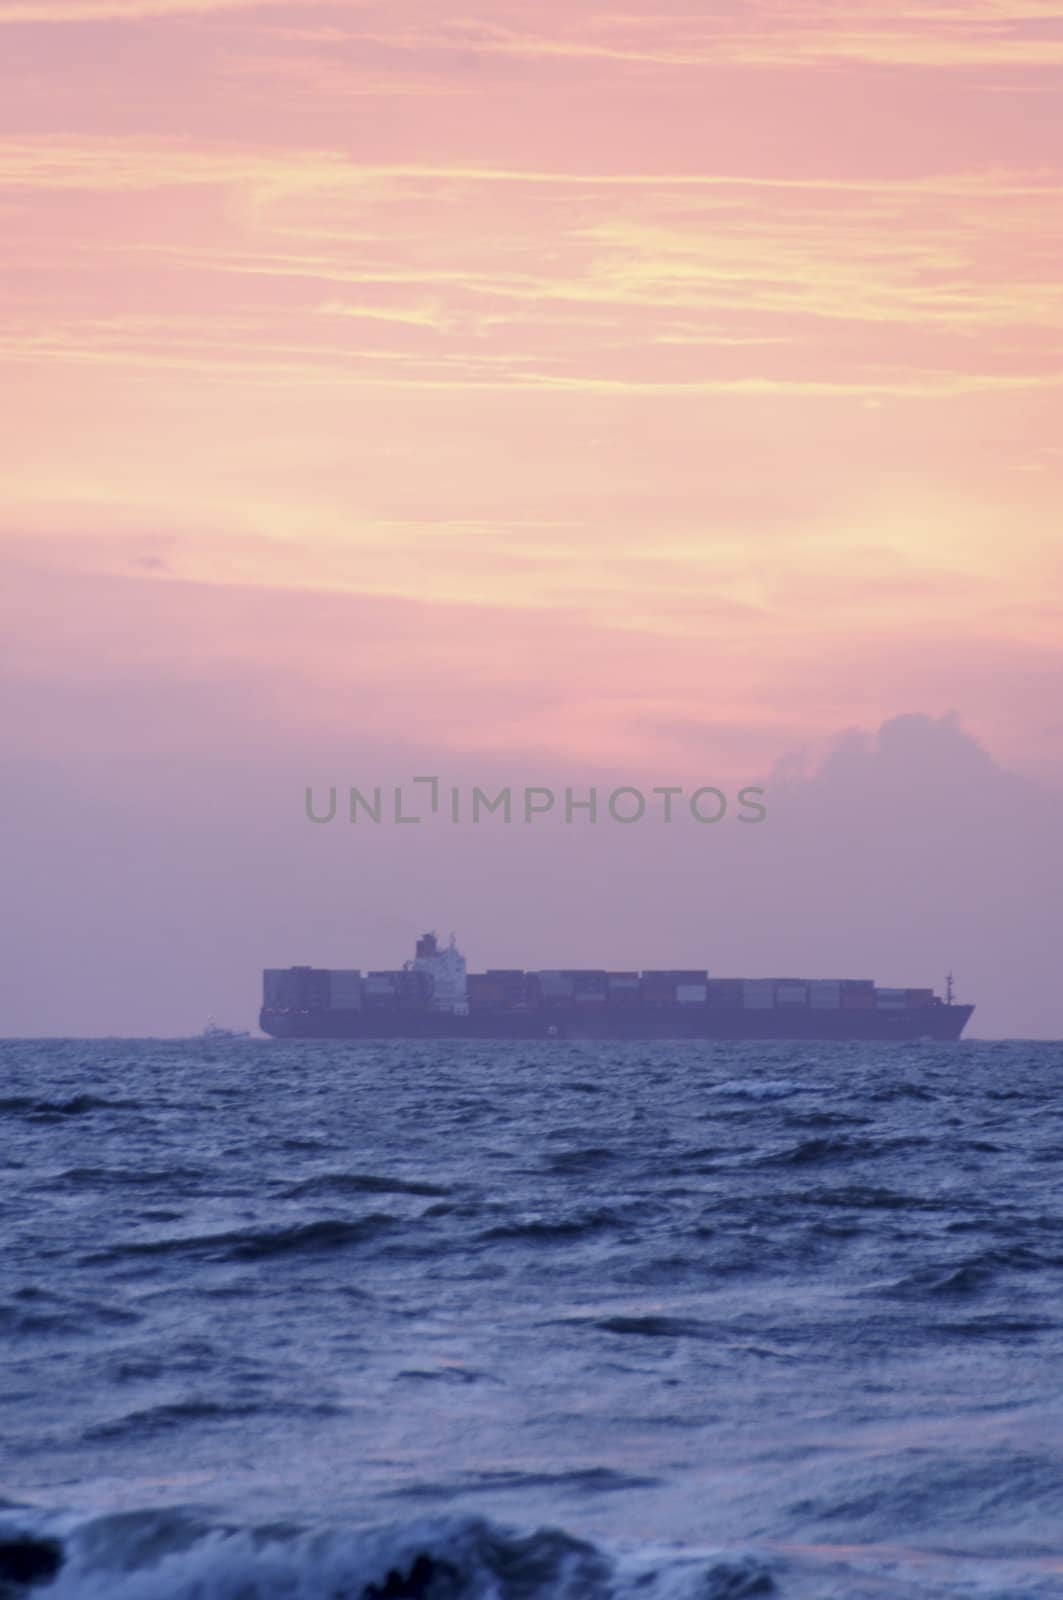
[3,1504,1061,1600]
[0,1509,780,1600]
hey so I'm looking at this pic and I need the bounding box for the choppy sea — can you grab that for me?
[2,1038,1063,1599]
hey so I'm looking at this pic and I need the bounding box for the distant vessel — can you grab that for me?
[200,1019,251,1041]
[259,933,974,1042]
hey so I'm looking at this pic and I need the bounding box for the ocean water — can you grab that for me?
[2,1038,1063,1599]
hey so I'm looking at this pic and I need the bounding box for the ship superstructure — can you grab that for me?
[260,933,974,1041]
[410,931,469,1014]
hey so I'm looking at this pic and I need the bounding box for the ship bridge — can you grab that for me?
[409,931,469,1015]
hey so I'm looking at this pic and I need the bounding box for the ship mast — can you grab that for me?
[945,970,955,1006]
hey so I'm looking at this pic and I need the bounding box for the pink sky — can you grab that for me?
[1,1,1061,1033]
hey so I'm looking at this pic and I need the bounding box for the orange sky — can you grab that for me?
[2,0,1062,781]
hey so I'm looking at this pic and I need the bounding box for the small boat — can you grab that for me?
[200,1019,251,1041]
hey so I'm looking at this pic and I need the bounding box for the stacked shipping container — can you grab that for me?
[263,966,941,1016]
[328,970,362,1010]
[743,980,775,1011]
[606,973,640,999]
[642,971,709,1007]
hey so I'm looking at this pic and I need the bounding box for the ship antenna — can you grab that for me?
[945,970,955,1006]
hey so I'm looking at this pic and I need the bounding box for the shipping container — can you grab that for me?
[278,967,330,1010]
[478,970,528,1004]
[328,970,362,1010]
[707,979,743,1007]
[743,980,775,1011]
[607,988,643,1007]
[264,968,326,1010]
[676,984,707,1004]
[607,973,642,1007]
[262,969,292,1009]
[809,980,842,1010]
[362,992,399,1010]
[775,983,809,1006]
[905,988,934,1007]
[535,971,575,1005]
[397,970,431,1010]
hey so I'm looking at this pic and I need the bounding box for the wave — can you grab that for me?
[754,1137,860,1167]
[593,1314,714,1340]
[754,1135,933,1168]
[279,1173,450,1200]
[0,1509,782,1600]
[477,1208,628,1243]
[0,1094,141,1120]
[876,1244,1056,1299]
[706,1079,806,1101]
[800,1184,954,1211]
[542,1148,618,1175]
[786,1447,1063,1545]
[779,1112,872,1129]
[2,1505,1059,1600]
[0,1287,140,1338]
[384,1468,662,1500]
[81,1397,342,1443]
[944,1315,1056,1339]
[53,1166,206,1190]
[868,1082,938,1102]
[83,1215,398,1266]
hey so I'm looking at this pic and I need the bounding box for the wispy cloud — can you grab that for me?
[3,0,1062,794]
[2,139,1060,198]
[2,134,1060,404]
[289,4,1063,73]
[0,0,343,21]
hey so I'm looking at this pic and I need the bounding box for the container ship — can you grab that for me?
[259,933,974,1041]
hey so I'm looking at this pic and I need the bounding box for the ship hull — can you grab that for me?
[259,1003,974,1043]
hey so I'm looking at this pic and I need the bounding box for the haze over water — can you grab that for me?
[3,0,1063,1043]
[4,1036,1063,1598]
